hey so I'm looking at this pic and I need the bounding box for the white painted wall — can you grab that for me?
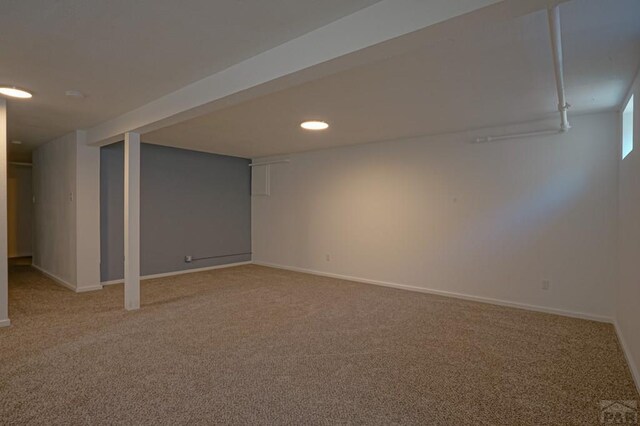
[253,112,619,320]
[7,164,33,258]
[32,131,101,291]
[0,99,9,327]
[617,72,640,389]
[75,131,101,291]
[33,132,77,287]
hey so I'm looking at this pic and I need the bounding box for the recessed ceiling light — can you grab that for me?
[0,86,32,99]
[11,140,22,145]
[300,121,329,130]
[65,89,85,99]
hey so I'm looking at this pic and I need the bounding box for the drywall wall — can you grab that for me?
[33,132,77,286]
[253,112,619,320]
[8,164,33,258]
[101,143,251,281]
[1,99,8,327]
[32,131,101,291]
[617,74,640,388]
[75,132,102,291]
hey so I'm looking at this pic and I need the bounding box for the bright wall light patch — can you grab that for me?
[301,121,329,130]
[622,95,634,159]
[0,87,32,99]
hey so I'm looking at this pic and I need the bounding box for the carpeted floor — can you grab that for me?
[0,263,637,425]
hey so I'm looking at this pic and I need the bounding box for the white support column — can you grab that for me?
[124,132,140,310]
[0,99,9,327]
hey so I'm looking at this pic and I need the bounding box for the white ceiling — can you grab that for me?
[1,0,381,161]
[144,0,640,159]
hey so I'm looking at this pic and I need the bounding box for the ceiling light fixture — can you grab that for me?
[0,86,32,99]
[65,90,85,99]
[300,121,329,130]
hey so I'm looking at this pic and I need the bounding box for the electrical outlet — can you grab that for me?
[542,280,551,290]
[184,255,193,263]
[325,254,331,262]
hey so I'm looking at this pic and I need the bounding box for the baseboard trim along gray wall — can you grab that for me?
[100,142,251,282]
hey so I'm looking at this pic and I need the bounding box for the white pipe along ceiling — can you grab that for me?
[475,5,571,143]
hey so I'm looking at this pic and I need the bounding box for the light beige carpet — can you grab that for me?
[0,263,637,425]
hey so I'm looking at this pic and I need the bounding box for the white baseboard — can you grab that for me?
[75,285,104,293]
[0,319,10,328]
[253,261,613,324]
[101,261,252,285]
[30,265,102,293]
[614,321,640,395]
[32,264,76,292]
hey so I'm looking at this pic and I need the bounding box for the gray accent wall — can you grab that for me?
[100,142,251,282]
